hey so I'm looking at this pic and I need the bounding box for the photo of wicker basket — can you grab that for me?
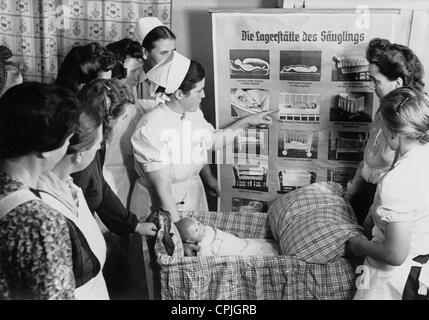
[231,88,269,117]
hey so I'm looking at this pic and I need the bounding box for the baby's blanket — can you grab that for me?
[197,226,279,256]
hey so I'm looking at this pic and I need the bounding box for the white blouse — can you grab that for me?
[371,144,429,258]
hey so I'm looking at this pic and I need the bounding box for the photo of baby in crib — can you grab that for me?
[329,91,373,123]
[279,50,321,81]
[278,92,320,123]
[331,54,370,82]
[229,49,270,79]
[175,217,280,256]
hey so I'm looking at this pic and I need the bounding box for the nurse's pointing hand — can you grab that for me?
[246,109,279,127]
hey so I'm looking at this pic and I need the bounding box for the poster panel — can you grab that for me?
[212,9,411,212]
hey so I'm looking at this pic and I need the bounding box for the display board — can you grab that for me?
[211,9,411,213]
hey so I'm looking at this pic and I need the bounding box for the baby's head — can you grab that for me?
[175,217,206,244]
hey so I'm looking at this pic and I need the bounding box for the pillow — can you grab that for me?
[268,181,363,263]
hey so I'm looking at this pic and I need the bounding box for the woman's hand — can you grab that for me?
[155,92,171,105]
[135,222,158,236]
[344,179,357,202]
[206,175,220,197]
[183,242,199,256]
[346,235,368,258]
[245,109,278,127]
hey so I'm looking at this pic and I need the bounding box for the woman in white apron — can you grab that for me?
[348,87,429,300]
[0,83,80,299]
[130,52,276,224]
[37,107,109,300]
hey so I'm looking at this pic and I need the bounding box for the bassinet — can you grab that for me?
[146,210,356,300]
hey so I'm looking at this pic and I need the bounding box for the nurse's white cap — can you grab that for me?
[135,17,164,44]
[147,51,191,94]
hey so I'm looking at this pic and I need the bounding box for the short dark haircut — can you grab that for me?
[0,82,81,159]
[366,38,425,92]
[179,60,205,95]
[106,38,143,79]
[55,42,117,92]
[78,78,134,140]
[67,104,102,154]
[142,26,176,51]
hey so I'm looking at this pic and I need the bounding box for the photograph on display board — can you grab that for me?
[230,49,270,79]
[232,197,268,213]
[327,166,358,187]
[279,50,322,81]
[233,128,269,158]
[231,88,270,118]
[278,129,318,159]
[277,168,317,194]
[329,91,374,123]
[331,55,370,82]
[328,131,369,161]
[279,92,320,123]
[232,161,268,192]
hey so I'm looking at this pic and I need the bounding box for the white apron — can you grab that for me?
[104,104,141,207]
[39,186,109,300]
[130,166,208,220]
[354,255,429,300]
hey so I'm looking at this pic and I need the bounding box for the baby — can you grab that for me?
[175,217,279,257]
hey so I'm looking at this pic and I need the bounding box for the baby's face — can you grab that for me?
[188,219,206,242]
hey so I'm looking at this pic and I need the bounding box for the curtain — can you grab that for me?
[0,0,172,83]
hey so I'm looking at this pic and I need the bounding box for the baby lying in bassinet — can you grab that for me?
[175,217,279,256]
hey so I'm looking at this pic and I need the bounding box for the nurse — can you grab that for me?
[134,17,176,113]
[131,52,275,223]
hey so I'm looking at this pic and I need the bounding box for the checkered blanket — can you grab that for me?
[152,210,357,300]
[268,182,364,264]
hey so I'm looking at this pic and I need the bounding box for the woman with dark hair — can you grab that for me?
[0,82,81,299]
[37,106,110,300]
[55,42,117,92]
[131,52,275,232]
[105,38,143,86]
[103,39,145,207]
[345,38,425,226]
[71,78,157,238]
